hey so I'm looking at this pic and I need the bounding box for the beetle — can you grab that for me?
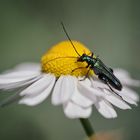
[61,22,122,92]
[77,53,122,91]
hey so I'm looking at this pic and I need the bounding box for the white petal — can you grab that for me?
[14,63,40,71]
[0,71,39,77]
[19,74,56,106]
[0,71,40,84]
[114,69,140,86]
[71,87,93,108]
[79,79,105,97]
[103,89,131,109]
[117,87,139,105]
[76,79,97,103]
[78,77,92,87]
[0,76,41,91]
[20,74,54,96]
[114,69,130,79]
[90,77,109,89]
[3,63,40,74]
[63,101,92,119]
[52,75,75,105]
[90,77,138,107]
[95,99,117,119]
[80,79,131,110]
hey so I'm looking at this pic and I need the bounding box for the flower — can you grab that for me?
[0,41,139,119]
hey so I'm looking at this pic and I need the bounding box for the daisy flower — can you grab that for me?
[0,41,139,119]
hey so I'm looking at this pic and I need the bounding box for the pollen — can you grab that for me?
[41,40,94,77]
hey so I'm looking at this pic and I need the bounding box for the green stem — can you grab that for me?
[79,118,95,137]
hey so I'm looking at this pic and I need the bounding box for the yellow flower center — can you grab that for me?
[41,40,94,77]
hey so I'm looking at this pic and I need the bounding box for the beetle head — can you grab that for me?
[77,54,87,62]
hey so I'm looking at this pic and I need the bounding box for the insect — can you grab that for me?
[61,22,122,92]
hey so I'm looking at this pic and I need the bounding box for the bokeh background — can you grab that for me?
[0,0,140,140]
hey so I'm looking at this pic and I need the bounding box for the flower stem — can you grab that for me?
[79,118,95,137]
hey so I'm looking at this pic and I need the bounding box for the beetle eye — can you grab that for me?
[77,57,82,61]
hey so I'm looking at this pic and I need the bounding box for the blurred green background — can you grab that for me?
[0,0,140,140]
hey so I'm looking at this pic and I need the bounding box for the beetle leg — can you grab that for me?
[105,81,127,102]
[106,81,115,92]
[79,68,91,81]
[91,52,94,57]
[71,64,91,81]
[71,67,87,73]
[98,75,126,102]
[86,63,90,68]
[71,63,90,73]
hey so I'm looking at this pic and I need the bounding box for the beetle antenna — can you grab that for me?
[61,22,81,56]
